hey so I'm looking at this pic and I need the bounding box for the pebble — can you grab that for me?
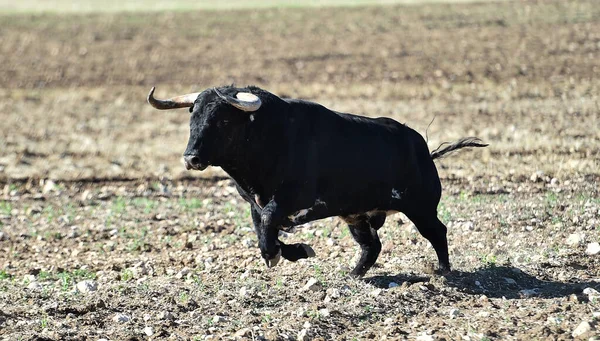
[297,329,308,341]
[0,232,7,241]
[300,278,321,292]
[157,311,174,320]
[318,309,330,317]
[370,288,382,297]
[416,334,435,341]
[75,280,98,293]
[572,321,592,338]
[112,313,130,323]
[234,328,251,338]
[449,308,460,319]
[384,317,394,325]
[239,286,248,297]
[519,288,539,297]
[143,326,153,336]
[175,267,190,279]
[566,233,583,246]
[27,281,42,291]
[243,239,254,248]
[42,180,56,194]
[583,287,600,302]
[530,171,544,182]
[585,242,600,255]
[213,315,226,323]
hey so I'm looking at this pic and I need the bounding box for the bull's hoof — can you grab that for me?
[434,266,451,276]
[264,248,282,268]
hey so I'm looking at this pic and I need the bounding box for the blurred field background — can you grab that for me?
[0,0,599,340]
[0,0,508,13]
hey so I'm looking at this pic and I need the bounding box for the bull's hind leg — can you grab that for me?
[405,211,451,273]
[343,213,386,277]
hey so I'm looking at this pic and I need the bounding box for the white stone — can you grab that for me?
[318,309,330,317]
[213,315,225,323]
[384,317,394,325]
[571,321,592,338]
[113,313,130,323]
[449,308,460,319]
[42,180,56,194]
[157,311,174,320]
[586,242,600,255]
[416,334,435,341]
[175,267,190,279]
[566,233,583,246]
[143,326,153,336]
[76,280,98,293]
[297,329,308,341]
[300,278,321,292]
[27,281,42,291]
[369,288,382,297]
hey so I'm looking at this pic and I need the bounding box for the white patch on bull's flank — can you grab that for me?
[288,209,310,222]
[391,189,402,200]
[249,114,255,122]
[288,198,327,223]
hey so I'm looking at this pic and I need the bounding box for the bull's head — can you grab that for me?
[147,86,262,171]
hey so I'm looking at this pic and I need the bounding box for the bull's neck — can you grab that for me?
[219,135,281,197]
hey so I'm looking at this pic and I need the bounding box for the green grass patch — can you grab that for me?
[0,201,11,215]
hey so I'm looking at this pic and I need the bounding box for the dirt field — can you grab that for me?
[1,0,599,340]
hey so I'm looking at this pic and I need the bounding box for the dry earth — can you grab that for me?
[0,0,599,340]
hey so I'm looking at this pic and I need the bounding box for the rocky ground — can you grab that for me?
[0,0,599,340]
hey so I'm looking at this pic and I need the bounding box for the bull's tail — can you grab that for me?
[430,137,488,160]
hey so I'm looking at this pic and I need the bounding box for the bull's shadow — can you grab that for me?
[364,265,600,299]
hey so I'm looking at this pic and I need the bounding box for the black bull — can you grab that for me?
[148,85,487,277]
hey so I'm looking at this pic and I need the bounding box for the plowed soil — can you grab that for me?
[0,1,599,340]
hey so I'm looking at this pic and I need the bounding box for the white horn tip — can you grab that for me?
[236,92,259,102]
[147,87,156,103]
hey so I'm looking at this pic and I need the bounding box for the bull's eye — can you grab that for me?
[188,106,194,113]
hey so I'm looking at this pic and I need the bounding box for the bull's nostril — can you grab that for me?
[189,156,200,166]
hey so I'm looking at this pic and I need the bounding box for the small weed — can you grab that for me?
[546,192,558,206]
[179,291,190,303]
[179,198,202,211]
[0,270,11,280]
[121,269,134,281]
[37,271,52,281]
[112,197,127,215]
[133,197,157,214]
[480,254,497,266]
[40,317,48,329]
[43,205,57,223]
[0,201,11,215]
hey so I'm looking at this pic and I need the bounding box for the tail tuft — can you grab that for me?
[431,137,488,160]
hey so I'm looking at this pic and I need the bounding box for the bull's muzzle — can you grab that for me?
[183,155,208,171]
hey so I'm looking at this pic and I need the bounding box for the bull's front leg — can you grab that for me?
[251,201,316,268]
[253,201,283,268]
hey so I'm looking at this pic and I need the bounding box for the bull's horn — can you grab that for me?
[147,87,201,110]
[214,88,262,112]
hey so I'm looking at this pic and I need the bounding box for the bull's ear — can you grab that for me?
[214,88,262,112]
